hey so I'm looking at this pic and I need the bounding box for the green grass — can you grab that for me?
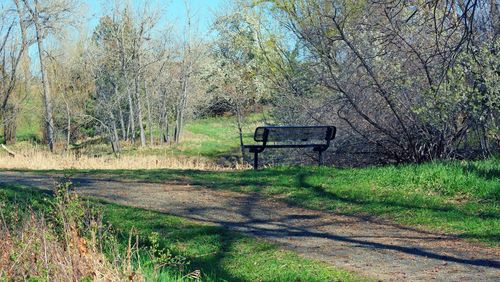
[0,184,364,282]
[177,116,249,158]
[45,157,500,245]
[2,98,265,159]
[0,95,43,144]
[154,114,264,159]
[15,93,43,142]
[72,114,265,159]
[3,110,498,247]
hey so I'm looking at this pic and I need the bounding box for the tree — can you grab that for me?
[46,39,93,148]
[173,2,196,143]
[22,0,78,151]
[256,0,499,162]
[90,2,173,149]
[0,0,30,144]
[210,5,268,158]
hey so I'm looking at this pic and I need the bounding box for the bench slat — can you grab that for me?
[254,126,335,143]
[244,144,328,149]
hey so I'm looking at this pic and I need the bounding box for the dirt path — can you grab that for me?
[1,171,499,281]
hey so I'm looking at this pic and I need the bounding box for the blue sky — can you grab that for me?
[83,0,225,37]
[14,0,225,73]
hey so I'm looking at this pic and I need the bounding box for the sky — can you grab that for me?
[7,0,225,74]
[83,0,225,38]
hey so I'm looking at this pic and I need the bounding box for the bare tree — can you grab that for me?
[22,0,78,151]
[172,2,206,144]
[89,2,175,149]
[0,0,30,144]
[256,0,498,163]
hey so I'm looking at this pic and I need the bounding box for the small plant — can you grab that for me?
[145,232,190,275]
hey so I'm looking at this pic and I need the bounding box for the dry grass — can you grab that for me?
[0,143,243,171]
[0,181,144,281]
[0,213,141,281]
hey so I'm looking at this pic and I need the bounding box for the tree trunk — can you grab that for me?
[163,115,170,143]
[159,89,170,144]
[110,122,120,153]
[174,104,183,143]
[2,106,17,145]
[65,100,71,148]
[109,112,120,153]
[135,76,146,147]
[119,106,126,140]
[32,2,55,152]
[145,81,154,146]
[174,72,189,143]
[113,84,126,141]
[127,84,135,144]
[235,101,245,162]
[126,114,131,141]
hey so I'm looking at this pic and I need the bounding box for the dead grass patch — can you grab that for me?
[0,181,144,281]
[0,146,237,171]
[0,141,252,170]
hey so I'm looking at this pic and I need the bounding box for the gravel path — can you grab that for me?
[1,171,499,281]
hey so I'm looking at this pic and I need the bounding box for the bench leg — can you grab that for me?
[318,150,323,166]
[253,151,259,170]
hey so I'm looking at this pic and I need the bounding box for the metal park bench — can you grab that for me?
[243,125,337,169]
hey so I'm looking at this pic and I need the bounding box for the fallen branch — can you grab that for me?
[1,144,16,157]
[69,136,107,150]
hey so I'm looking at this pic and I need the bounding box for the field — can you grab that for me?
[1,115,499,281]
[1,115,368,281]
[2,114,498,244]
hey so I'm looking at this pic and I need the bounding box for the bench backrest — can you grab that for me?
[254,126,336,144]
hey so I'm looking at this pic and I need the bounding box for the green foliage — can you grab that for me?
[415,38,500,149]
[15,94,43,142]
[207,5,271,119]
[145,231,189,272]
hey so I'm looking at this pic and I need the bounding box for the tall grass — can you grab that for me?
[0,180,193,281]
[0,143,241,170]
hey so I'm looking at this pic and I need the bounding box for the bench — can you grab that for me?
[243,125,337,169]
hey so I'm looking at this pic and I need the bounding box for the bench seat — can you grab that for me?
[243,125,336,169]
